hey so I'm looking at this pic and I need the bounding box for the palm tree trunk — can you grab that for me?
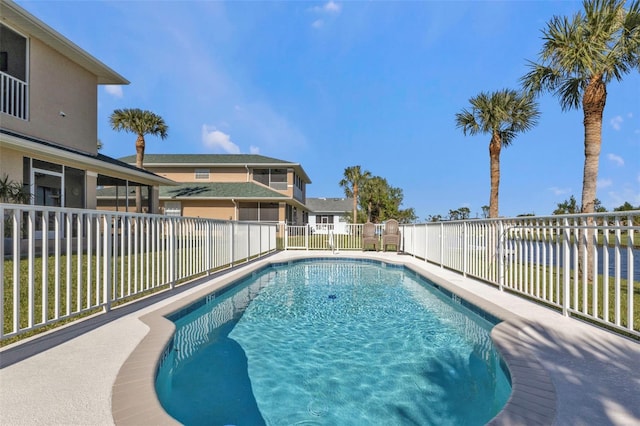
[488,132,501,218]
[135,134,146,213]
[579,76,606,282]
[352,184,359,224]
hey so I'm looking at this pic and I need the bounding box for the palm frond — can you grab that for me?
[456,89,539,147]
[109,108,169,139]
[523,0,639,108]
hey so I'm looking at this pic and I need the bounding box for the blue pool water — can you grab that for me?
[156,259,512,425]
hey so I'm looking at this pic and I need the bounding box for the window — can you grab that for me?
[260,203,279,222]
[253,169,269,185]
[239,202,259,221]
[253,168,288,190]
[0,24,27,81]
[23,157,85,209]
[64,166,85,208]
[194,168,209,179]
[0,23,28,120]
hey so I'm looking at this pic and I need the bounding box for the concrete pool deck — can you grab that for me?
[1,251,639,425]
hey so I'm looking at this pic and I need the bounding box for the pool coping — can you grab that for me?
[111,253,557,425]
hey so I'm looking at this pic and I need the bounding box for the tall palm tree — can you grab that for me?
[109,108,168,213]
[455,89,540,218]
[339,165,371,223]
[521,0,640,215]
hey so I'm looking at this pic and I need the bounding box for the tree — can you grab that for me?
[614,201,640,225]
[554,195,607,214]
[339,166,371,223]
[427,214,443,222]
[522,0,640,215]
[359,176,416,223]
[448,207,470,221]
[553,195,580,214]
[109,108,168,212]
[455,89,540,218]
[481,205,490,219]
[360,176,388,222]
[613,201,639,211]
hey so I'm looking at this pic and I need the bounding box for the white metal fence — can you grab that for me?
[279,214,639,337]
[3,206,638,340]
[1,204,276,340]
[401,212,639,338]
[281,223,385,251]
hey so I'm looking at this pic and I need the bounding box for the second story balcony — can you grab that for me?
[1,70,28,120]
[1,22,28,121]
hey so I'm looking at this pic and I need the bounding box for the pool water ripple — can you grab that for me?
[156,260,511,425]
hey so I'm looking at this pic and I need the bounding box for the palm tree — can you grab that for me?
[455,89,540,218]
[521,0,640,215]
[109,108,168,212]
[339,165,371,223]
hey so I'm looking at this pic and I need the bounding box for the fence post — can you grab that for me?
[169,218,177,289]
[498,220,504,291]
[229,222,235,267]
[439,222,444,268]
[562,217,570,317]
[103,214,112,313]
[626,214,634,329]
[462,221,468,277]
[247,223,251,263]
[284,224,288,250]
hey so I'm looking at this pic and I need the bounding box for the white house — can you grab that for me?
[306,197,352,234]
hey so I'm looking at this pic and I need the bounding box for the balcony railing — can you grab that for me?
[1,71,28,120]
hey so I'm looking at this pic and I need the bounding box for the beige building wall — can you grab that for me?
[211,168,249,182]
[2,38,98,155]
[148,166,249,183]
[172,200,236,220]
[0,147,22,182]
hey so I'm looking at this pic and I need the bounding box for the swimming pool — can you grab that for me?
[156,258,512,425]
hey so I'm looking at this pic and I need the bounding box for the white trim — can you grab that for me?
[0,132,173,186]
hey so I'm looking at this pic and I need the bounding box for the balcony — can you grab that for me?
[0,71,28,120]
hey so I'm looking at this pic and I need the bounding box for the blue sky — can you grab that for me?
[18,0,639,220]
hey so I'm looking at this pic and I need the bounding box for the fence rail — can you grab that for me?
[400,212,639,338]
[3,206,638,341]
[1,204,276,340]
[280,214,639,337]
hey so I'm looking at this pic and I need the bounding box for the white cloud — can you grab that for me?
[323,1,342,13]
[597,178,613,189]
[104,85,124,98]
[249,145,260,154]
[310,1,341,28]
[201,125,240,154]
[549,186,571,196]
[607,153,624,166]
[312,1,342,14]
[610,115,623,131]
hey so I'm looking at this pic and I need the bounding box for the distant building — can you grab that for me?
[98,154,311,224]
[306,197,352,233]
